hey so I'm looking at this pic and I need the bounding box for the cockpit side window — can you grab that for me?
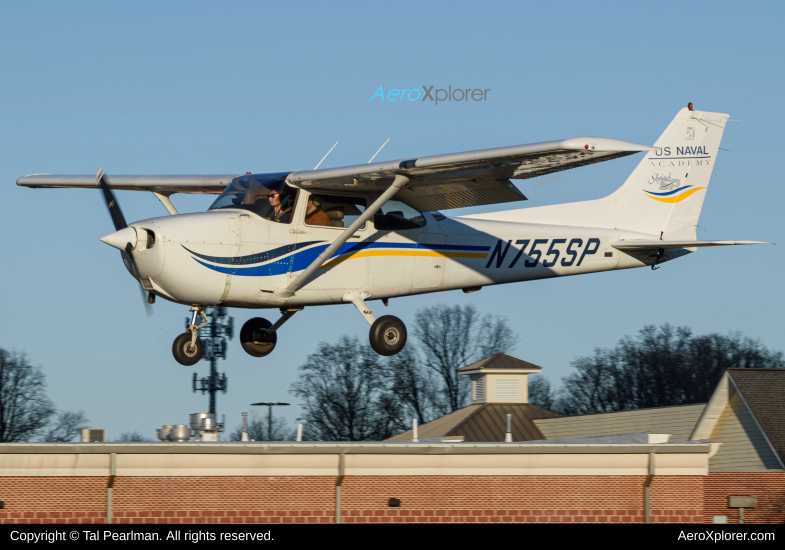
[208,172,298,224]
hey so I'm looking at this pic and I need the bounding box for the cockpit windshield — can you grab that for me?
[208,172,297,223]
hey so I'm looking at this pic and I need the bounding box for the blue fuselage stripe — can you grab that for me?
[188,240,491,277]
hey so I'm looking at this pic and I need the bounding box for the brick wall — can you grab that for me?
[1,473,782,524]
[112,477,335,524]
[0,477,108,524]
[338,476,703,523]
[704,472,785,524]
[0,475,712,524]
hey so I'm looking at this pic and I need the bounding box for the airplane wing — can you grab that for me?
[611,240,771,250]
[287,137,655,211]
[16,136,654,209]
[16,174,239,194]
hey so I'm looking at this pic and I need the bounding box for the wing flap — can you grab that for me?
[399,178,526,211]
[287,137,654,210]
[16,174,239,194]
[612,239,771,251]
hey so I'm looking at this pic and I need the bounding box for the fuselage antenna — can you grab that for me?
[368,138,391,164]
[313,141,339,170]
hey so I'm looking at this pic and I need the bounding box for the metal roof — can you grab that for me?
[457,353,543,373]
[386,403,559,443]
[385,405,482,441]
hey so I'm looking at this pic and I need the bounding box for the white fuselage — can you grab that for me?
[127,191,672,310]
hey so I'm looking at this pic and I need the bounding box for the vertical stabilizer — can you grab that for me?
[610,107,730,239]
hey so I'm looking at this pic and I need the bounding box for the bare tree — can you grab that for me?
[413,304,518,413]
[290,336,394,441]
[116,431,152,442]
[0,349,90,443]
[528,375,556,411]
[228,413,292,441]
[42,411,89,442]
[555,324,785,415]
[477,314,519,360]
[0,350,56,442]
[382,346,439,425]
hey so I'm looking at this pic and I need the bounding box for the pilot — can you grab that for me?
[305,195,330,226]
[266,189,292,224]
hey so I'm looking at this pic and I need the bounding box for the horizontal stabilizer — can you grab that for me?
[612,239,771,251]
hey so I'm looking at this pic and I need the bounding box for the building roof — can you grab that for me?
[385,403,559,442]
[385,405,482,441]
[688,368,785,471]
[457,353,543,374]
[534,403,706,442]
[727,369,785,465]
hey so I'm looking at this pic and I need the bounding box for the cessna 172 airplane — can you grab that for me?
[17,105,766,365]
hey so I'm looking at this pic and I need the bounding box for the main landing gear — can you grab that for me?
[345,292,407,356]
[172,307,208,366]
[239,307,301,358]
[369,315,407,356]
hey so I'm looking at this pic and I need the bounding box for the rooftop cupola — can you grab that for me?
[458,353,542,404]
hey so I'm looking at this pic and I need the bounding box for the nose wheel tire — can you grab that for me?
[240,317,277,357]
[369,315,407,356]
[172,332,204,366]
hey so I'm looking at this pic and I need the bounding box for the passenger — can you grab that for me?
[266,190,292,223]
[304,195,330,226]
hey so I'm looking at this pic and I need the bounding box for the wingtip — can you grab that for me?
[17,174,52,186]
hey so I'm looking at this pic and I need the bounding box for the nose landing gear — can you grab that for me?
[172,307,208,366]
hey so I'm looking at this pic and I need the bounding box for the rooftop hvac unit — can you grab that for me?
[81,429,106,443]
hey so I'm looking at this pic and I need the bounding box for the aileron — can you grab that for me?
[16,174,239,194]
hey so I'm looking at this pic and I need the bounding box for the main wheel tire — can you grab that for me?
[369,315,407,356]
[172,332,204,366]
[240,317,277,357]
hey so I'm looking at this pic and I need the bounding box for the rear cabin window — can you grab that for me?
[303,194,367,229]
[374,200,427,230]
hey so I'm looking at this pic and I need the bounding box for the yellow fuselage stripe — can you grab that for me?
[645,187,706,203]
[321,250,487,269]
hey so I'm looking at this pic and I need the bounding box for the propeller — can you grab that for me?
[96,168,154,318]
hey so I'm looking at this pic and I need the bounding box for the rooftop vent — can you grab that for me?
[81,429,106,443]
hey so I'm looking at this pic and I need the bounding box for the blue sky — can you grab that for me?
[1,1,783,439]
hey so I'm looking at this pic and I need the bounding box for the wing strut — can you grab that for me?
[152,191,179,215]
[276,174,410,299]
